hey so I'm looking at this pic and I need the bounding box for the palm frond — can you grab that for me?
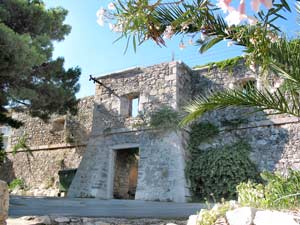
[199,36,223,53]
[180,87,300,126]
[296,0,300,25]
[269,39,300,90]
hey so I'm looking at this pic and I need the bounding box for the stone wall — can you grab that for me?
[2,60,300,201]
[68,129,189,202]
[0,96,94,195]
[0,180,8,225]
[91,62,180,133]
[1,146,85,196]
[68,62,190,202]
[192,65,300,174]
[10,96,94,147]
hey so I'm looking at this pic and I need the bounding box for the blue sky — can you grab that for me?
[44,0,299,98]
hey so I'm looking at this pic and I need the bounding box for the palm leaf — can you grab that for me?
[296,0,300,25]
[180,87,300,126]
[269,39,300,90]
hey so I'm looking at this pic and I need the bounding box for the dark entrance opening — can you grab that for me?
[113,148,139,199]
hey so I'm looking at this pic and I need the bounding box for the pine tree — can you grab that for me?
[0,0,81,129]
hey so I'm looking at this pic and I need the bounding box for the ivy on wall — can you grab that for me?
[186,122,261,201]
[149,106,181,130]
[133,106,182,130]
[193,56,244,74]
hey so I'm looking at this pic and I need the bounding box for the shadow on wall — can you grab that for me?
[191,70,291,173]
[65,118,91,157]
[0,157,16,183]
[90,94,177,133]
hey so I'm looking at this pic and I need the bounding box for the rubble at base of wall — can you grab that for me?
[187,207,300,225]
[0,180,9,225]
[10,187,59,197]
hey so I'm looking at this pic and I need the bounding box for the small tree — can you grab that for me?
[0,0,81,132]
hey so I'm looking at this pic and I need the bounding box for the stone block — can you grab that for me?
[0,180,9,225]
[187,215,198,225]
[54,217,70,223]
[226,207,257,225]
[253,210,298,225]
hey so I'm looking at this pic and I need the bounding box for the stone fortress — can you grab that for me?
[1,61,300,202]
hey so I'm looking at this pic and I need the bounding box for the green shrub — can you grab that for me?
[149,106,181,130]
[197,201,234,225]
[188,122,219,156]
[9,178,26,190]
[13,134,31,154]
[193,56,243,74]
[186,141,260,201]
[237,170,300,210]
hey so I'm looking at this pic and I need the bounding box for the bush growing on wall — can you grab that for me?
[186,122,260,201]
[187,122,219,156]
[149,106,181,130]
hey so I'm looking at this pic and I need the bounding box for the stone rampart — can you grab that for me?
[0,96,94,196]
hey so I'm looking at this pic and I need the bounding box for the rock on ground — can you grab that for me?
[253,210,299,225]
[186,215,198,225]
[226,207,257,225]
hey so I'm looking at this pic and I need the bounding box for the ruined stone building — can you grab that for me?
[1,61,300,202]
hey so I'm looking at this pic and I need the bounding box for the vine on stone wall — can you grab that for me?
[149,106,181,130]
[193,56,243,74]
[186,122,261,201]
[133,106,182,130]
[12,134,31,155]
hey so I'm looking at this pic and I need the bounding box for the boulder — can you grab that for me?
[253,210,298,225]
[187,215,198,225]
[7,216,53,225]
[35,216,52,225]
[0,180,9,225]
[226,207,257,225]
[54,216,70,223]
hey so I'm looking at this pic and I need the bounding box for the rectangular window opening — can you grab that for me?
[120,93,140,118]
[130,97,139,118]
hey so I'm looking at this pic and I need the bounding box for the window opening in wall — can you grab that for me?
[113,148,139,200]
[120,93,140,118]
[130,97,139,118]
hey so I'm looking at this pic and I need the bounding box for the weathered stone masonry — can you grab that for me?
[0,96,94,195]
[1,61,300,201]
[68,62,190,202]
